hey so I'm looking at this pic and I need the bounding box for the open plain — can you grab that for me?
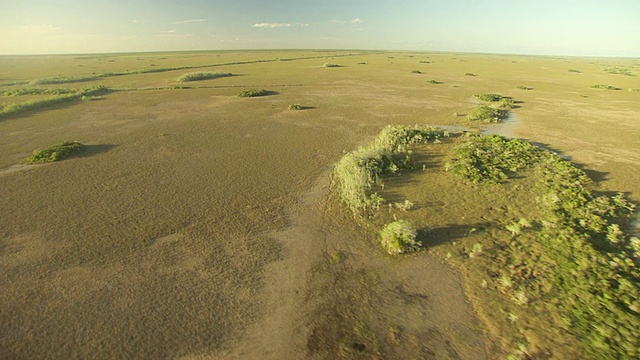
[1,51,639,359]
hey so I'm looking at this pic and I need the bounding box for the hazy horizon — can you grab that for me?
[1,0,639,57]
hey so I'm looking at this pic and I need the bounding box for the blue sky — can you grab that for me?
[1,0,639,56]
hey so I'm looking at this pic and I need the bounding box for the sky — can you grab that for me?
[1,0,639,57]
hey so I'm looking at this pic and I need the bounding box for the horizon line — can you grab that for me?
[0,48,638,60]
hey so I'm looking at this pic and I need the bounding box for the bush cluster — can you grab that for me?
[447,133,640,358]
[27,141,86,163]
[333,125,446,215]
[175,71,232,82]
[446,134,542,183]
[237,89,269,98]
[591,84,621,90]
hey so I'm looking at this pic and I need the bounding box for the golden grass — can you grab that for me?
[1,50,639,359]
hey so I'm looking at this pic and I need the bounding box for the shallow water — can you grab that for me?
[434,111,520,137]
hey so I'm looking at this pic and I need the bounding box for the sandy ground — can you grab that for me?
[1,51,639,358]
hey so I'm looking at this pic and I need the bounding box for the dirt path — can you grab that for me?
[217,168,490,359]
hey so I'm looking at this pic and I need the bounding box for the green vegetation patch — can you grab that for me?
[288,104,303,110]
[30,76,98,85]
[517,85,533,90]
[410,70,422,74]
[2,88,79,96]
[323,63,341,68]
[332,125,447,215]
[379,220,421,255]
[604,66,635,76]
[445,133,639,358]
[237,89,269,98]
[568,69,582,73]
[175,71,232,82]
[0,86,110,119]
[446,134,542,183]
[591,84,622,90]
[27,141,86,163]
[465,105,506,123]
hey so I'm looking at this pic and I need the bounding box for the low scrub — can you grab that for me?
[176,71,232,82]
[30,76,98,85]
[591,84,621,90]
[323,63,341,68]
[465,105,505,123]
[427,80,442,84]
[604,66,634,76]
[464,72,477,76]
[2,88,78,96]
[333,125,446,215]
[0,86,109,119]
[568,69,582,73]
[237,89,269,98]
[446,134,542,183]
[410,70,422,74]
[446,133,640,358]
[517,85,533,90]
[27,141,86,163]
[379,220,421,255]
[474,93,503,102]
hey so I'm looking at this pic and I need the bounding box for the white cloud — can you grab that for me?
[252,22,308,28]
[330,18,364,25]
[172,19,206,25]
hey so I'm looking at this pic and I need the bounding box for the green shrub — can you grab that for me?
[333,125,446,215]
[176,71,232,82]
[238,89,269,98]
[568,69,582,73]
[474,93,503,102]
[288,104,303,110]
[417,60,432,63]
[465,105,505,123]
[323,63,341,68]
[517,86,533,90]
[411,70,422,74]
[427,80,442,84]
[464,72,476,76]
[27,141,86,163]
[591,84,621,90]
[379,220,421,255]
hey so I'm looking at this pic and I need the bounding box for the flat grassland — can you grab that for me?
[1,50,639,359]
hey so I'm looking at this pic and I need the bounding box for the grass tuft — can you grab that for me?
[27,141,86,163]
[323,63,341,68]
[288,104,303,110]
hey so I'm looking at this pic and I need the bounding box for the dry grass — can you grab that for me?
[1,50,639,359]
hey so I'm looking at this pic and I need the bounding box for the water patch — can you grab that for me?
[482,111,520,137]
